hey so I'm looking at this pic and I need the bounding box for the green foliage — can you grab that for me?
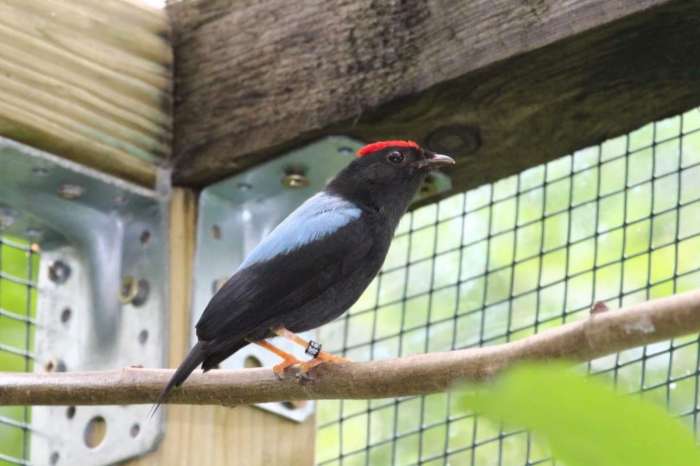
[459,364,700,466]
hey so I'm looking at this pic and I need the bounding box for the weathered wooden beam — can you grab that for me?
[0,0,172,187]
[169,0,700,199]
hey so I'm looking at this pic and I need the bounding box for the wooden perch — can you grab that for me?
[169,0,700,200]
[2,290,700,407]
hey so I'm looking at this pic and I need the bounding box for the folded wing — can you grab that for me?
[195,192,373,343]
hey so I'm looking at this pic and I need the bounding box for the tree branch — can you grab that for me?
[2,290,700,406]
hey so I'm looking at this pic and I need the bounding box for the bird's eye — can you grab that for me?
[387,151,404,164]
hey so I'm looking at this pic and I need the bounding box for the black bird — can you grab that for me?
[156,140,454,405]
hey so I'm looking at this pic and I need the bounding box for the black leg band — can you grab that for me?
[305,340,322,357]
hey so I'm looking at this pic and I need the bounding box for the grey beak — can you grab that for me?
[427,153,456,167]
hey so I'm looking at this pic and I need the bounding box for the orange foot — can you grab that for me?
[270,326,350,376]
[254,329,351,381]
[253,340,302,379]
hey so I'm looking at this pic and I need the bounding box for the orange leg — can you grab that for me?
[272,326,349,372]
[253,340,302,377]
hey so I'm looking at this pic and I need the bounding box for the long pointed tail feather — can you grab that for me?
[150,342,206,417]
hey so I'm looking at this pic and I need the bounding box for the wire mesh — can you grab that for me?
[316,107,700,466]
[0,236,38,466]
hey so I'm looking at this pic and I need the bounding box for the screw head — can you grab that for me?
[119,276,150,306]
[281,166,310,189]
[57,184,85,200]
[281,174,310,189]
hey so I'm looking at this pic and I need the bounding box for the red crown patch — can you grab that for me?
[356,140,419,157]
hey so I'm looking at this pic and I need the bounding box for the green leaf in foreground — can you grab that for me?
[458,363,700,466]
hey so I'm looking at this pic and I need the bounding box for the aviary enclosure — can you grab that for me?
[0,1,699,465]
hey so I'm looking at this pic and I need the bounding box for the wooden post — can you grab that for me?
[0,0,172,187]
[127,188,316,466]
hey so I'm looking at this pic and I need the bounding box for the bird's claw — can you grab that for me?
[272,357,302,379]
[272,351,350,382]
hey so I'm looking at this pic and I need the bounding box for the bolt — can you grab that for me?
[57,184,85,200]
[426,124,481,158]
[119,276,150,306]
[281,166,310,189]
[48,260,71,284]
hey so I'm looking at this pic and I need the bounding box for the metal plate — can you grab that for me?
[192,136,452,422]
[0,138,168,466]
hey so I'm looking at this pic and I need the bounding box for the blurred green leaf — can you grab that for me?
[458,363,700,466]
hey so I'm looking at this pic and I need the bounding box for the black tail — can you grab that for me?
[150,342,206,417]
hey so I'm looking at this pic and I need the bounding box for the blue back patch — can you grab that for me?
[240,192,362,268]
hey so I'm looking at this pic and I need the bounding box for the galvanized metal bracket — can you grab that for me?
[0,138,169,466]
[192,136,451,422]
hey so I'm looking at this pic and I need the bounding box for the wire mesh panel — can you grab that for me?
[316,107,700,466]
[0,236,38,466]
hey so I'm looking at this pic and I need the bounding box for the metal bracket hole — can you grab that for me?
[48,260,71,284]
[84,416,107,449]
[281,400,307,410]
[138,329,149,345]
[244,355,262,368]
[44,359,66,373]
[139,230,151,245]
[60,307,72,324]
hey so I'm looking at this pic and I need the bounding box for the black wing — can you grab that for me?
[195,214,375,344]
